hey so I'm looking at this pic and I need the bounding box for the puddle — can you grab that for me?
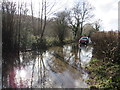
[2,44,93,88]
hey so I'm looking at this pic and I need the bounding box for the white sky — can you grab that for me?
[88,0,119,31]
[10,0,119,31]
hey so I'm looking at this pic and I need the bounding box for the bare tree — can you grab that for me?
[2,1,31,52]
[2,1,18,53]
[68,1,94,40]
[30,0,55,49]
[94,19,102,31]
[53,11,68,44]
[40,0,47,41]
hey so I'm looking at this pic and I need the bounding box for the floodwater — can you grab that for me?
[2,44,93,88]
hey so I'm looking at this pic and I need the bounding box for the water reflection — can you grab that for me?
[2,53,20,88]
[80,45,93,67]
[2,44,93,88]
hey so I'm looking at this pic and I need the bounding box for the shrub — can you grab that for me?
[91,31,118,64]
[87,31,120,89]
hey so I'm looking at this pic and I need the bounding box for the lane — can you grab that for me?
[2,44,92,88]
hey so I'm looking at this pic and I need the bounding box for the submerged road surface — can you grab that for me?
[2,44,93,88]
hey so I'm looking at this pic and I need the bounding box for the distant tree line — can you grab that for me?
[2,0,99,53]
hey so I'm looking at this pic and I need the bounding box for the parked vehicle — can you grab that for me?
[79,37,89,45]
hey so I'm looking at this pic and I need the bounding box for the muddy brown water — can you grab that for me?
[2,44,93,88]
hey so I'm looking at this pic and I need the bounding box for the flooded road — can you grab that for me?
[2,44,93,88]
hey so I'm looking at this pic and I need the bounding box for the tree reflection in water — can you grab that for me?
[79,45,93,67]
[30,51,47,88]
[2,44,92,88]
[2,52,20,88]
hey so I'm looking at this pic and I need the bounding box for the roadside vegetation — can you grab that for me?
[2,0,120,89]
[2,0,97,54]
[85,31,120,89]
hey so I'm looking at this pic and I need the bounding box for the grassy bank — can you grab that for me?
[85,31,120,89]
[85,58,120,89]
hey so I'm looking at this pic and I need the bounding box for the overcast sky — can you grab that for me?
[11,0,119,31]
[88,0,119,31]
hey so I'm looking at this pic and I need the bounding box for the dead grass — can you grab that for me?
[91,31,118,63]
